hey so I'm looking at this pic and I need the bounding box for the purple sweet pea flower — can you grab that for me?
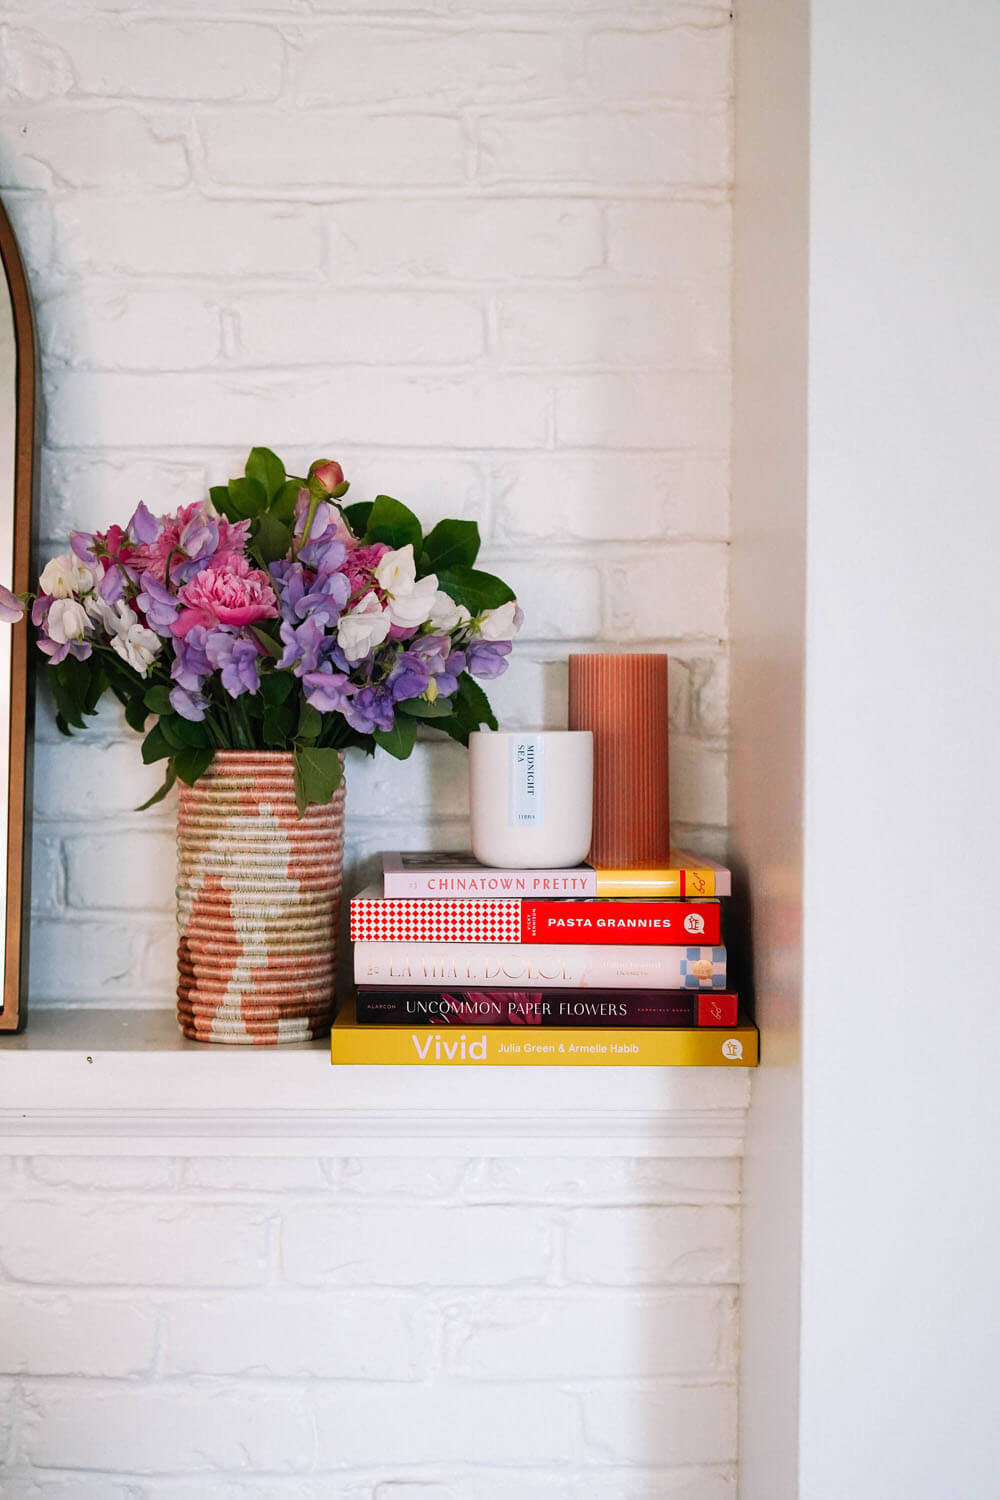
[434,649,466,698]
[127,501,161,546]
[293,586,347,626]
[171,625,211,693]
[298,532,347,577]
[204,628,262,699]
[98,564,126,605]
[389,650,431,704]
[294,494,331,540]
[70,530,100,569]
[179,511,219,564]
[136,572,181,637]
[342,683,396,735]
[302,663,351,714]
[276,615,328,676]
[270,560,309,614]
[37,636,92,664]
[466,639,512,680]
[0,585,23,624]
[170,684,207,722]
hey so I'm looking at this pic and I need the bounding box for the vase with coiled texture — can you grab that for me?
[175,751,344,1044]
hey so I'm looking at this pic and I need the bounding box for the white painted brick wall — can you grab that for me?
[0,0,735,1490]
[0,1151,741,1494]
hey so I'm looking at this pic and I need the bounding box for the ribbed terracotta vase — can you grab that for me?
[175,751,345,1045]
[568,653,670,869]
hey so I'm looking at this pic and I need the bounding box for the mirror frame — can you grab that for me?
[0,199,37,1033]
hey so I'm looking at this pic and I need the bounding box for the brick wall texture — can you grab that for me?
[0,0,734,1491]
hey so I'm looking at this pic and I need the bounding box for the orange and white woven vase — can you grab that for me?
[175,751,345,1045]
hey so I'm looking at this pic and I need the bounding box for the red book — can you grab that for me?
[351,888,720,945]
[355,987,739,1028]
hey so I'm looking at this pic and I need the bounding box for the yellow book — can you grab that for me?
[594,853,730,899]
[331,998,758,1068]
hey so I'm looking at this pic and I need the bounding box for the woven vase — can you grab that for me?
[175,751,345,1045]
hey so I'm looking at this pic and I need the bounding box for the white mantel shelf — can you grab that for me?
[0,1009,752,1157]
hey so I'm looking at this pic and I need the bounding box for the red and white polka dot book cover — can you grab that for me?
[350,888,723,945]
[351,887,522,943]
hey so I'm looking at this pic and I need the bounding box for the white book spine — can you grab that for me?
[352,942,727,991]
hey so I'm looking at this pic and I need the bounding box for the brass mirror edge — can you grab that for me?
[0,200,37,1032]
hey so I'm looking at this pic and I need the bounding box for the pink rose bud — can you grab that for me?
[308,460,345,494]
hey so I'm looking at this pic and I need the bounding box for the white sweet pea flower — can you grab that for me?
[337,591,391,663]
[46,598,90,644]
[40,552,94,599]
[374,544,439,631]
[84,596,160,675]
[427,590,471,632]
[85,595,117,632]
[112,623,160,675]
[107,602,161,676]
[478,600,521,641]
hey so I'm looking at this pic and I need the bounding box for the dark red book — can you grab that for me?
[355,987,738,1028]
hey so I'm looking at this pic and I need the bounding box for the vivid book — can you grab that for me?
[353,941,727,991]
[331,998,758,1068]
[381,851,732,900]
[356,987,738,1027]
[351,887,721,946]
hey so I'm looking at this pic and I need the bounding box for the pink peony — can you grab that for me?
[133,503,249,584]
[342,542,390,606]
[172,555,278,640]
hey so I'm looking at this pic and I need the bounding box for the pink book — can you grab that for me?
[382,851,596,898]
[353,940,727,991]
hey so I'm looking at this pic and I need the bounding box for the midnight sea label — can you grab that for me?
[509,736,544,827]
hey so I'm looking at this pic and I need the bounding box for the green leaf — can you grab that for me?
[422,518,480,572]
[432,671,498,746]
[364,494,422,551]
[140,722,173,765]
[398,696,455,719]
[271,480,303,525]
[83,664,111,715]
[343,500,373,539]
[252,511,292,565]
[245,447,285,503]
[250,624,282,660]
[259,670,295,706]
[143,684,174,716]
[123,696,148,733]
[48,656,105,730]
[171,715,212,750]
[262,702,296,747]
[227,476,268,519]
[434,565,515,613]
[210,484,240,522]
[457,673,498,731]
[174,746,215,787]
[374,716,418,760]
[297,700,322,744]
[293,745,343,816]
[136,761,177,811]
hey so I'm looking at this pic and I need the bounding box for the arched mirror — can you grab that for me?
[0,199,37,1032]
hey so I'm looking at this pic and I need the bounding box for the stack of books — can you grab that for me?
[331,852,757,1067]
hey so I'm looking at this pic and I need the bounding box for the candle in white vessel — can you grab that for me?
[469,730,593,869]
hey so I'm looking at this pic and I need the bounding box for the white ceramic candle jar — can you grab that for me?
[469,730,594,869]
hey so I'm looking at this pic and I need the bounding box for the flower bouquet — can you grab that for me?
[24,447,520,814]
[9,448,521,1043]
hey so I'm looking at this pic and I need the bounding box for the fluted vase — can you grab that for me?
[175,751,345,1045]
